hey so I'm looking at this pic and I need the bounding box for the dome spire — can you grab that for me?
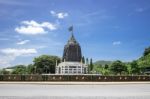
[63,26,82,62]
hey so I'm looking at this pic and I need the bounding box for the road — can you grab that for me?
[0,82,150,99]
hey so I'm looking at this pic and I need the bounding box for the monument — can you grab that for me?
[56,26,88,74]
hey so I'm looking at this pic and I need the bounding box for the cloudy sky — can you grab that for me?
[0,0,150,68]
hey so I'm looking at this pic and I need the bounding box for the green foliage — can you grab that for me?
[86,58,89,64]
[93,64,102,74]
[101,68,110,76]
[110,60,127,75]
[138,53,150,73]
[104,64,109,69]
[89,58,93,72]
[126,63,132,75]
[130,60,140,75]
[0,69,10,74]
[143,46,150,56]
[86,58,90,73]
[11,65,27,74]
[33,55,60,74]
[26,64,35,74]
[82,56,85,64]
[93,63,110,75]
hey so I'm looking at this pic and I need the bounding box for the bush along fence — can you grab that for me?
[0,75,150,82]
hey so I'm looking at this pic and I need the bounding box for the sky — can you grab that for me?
[0,0,150,68]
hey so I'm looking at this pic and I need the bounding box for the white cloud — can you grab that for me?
[15,20,57,35]
[0,48,37,68]
[15,26,46,35]
[22,20,57,30]
[50,10,68,19]
[0,55,15,68]
[17,40,30,45]
[50,11,55,15]
[1,48,37,56]
[57,13,68,19]
[113,41,122,45]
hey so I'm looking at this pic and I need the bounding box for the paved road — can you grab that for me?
[0,82,150,99]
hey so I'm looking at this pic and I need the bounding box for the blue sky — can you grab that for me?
[0,0,150,68]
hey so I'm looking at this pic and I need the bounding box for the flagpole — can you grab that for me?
[68,25,73,35]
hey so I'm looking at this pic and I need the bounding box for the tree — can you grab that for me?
[93,63,110,75]
[101,68,110,76]
[143,46,150,56]
[82,56,85,64]
[93,64,102,74]
[130,60,140,75]
[104,64,109,69]
[0,69,10,74]
[126,63,132,75]
[86,58,89,65]
[110,60,126,75]
[26,64,35,74]
[33,55,60,74]
[89,58,93,72]
[138,53,150,73]
[11,65,27,74]
[86,58,90,73]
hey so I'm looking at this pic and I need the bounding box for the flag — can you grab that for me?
[68,26,73,32]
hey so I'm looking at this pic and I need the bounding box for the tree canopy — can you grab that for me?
[89,58,94,73]
[143,46,150,56]
[11,65,27,74]
[110,60,126,75]
[33,55,60,74]
[130,60,140,75]
[138,53,150,73]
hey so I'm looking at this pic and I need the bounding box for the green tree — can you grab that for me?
[130,60,140,75]
[143,46,150,56]
[0,69,10,74]
[89,58,93,73]
[93,64,102,74]
[93,64,110,75]
[33,55,60,74]
[11,65,27,74]
[138,53,150,73]
[86,58,90,73]
[126,63,131,75]
[86,58,89,65]
[104,64,109,69]
[110,60,126,75]
[101,68,110,76]
[82,56,85,64]
[26,64,35,74]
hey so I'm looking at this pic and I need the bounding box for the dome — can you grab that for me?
[62,33,82,62]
